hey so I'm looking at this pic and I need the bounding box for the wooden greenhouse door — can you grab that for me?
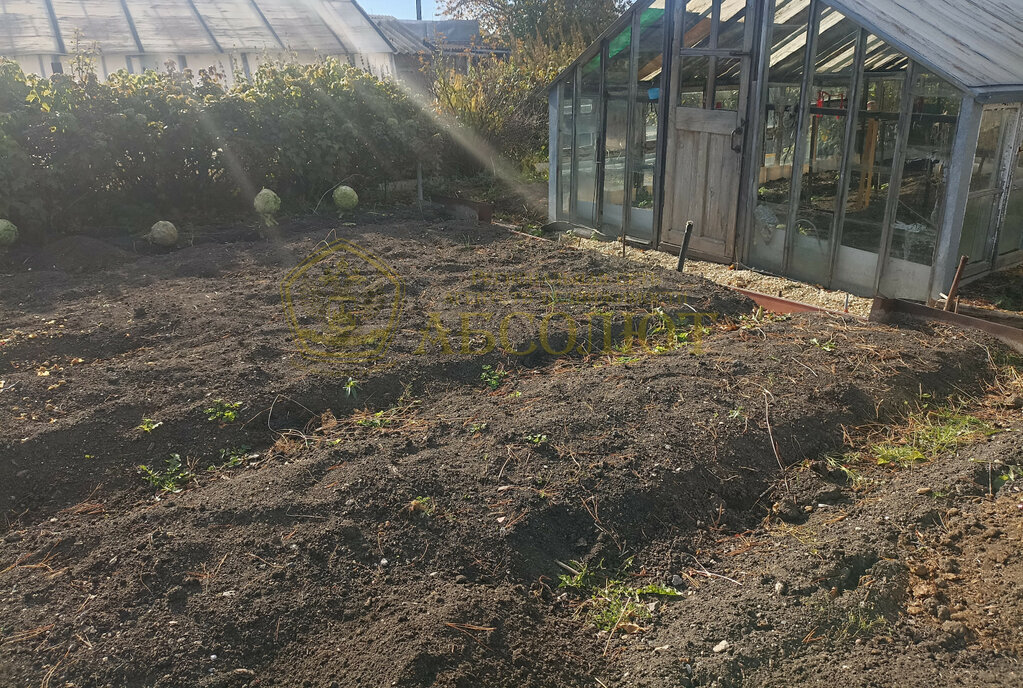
[667,108,742,260]
[660,0,752,262]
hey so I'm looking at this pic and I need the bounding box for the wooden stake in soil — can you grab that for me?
[944,255,969,311]
[677,221,694,272]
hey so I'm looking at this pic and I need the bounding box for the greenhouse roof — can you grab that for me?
[0,0,395,56]
[829,0,1023,97]
[551,0,1023,99]
[371,17,494,56]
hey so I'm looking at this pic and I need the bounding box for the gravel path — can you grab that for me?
[561,234,874,316]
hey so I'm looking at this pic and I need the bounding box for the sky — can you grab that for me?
[357,0,446,20]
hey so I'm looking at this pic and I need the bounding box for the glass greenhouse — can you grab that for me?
[548,0,1023,301]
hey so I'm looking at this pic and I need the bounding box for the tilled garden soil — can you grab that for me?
[1,212,1021,687]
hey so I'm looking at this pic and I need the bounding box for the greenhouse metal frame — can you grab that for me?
[548,0,1023,301]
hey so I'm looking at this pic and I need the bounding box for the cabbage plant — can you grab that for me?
[0,219,17,246]
[146,221,178,247]
[333,186,359,214]
[254,189,281,227]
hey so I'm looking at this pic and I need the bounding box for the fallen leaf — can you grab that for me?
[616,622,645,634]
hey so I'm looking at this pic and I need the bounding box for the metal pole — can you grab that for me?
[416,0,422,21]
[677,221,694,271]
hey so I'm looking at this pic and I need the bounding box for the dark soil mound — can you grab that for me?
[0,215,1016,688]
[26,235,135,273]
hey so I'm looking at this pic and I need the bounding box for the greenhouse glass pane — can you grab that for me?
[628,2,666,240]
[573,54,601,227]
[557,78,575,220]
[788,7,859,285]
[602,26,632,234]
[890,71,961,266]
[838,69,902,255]
[682,0,713,49]
[750,0,811,273]
[998,141,1023,256]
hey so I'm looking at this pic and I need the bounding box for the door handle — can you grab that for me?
[730,121,745,153]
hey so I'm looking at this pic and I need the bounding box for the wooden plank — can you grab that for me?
[721,136,740,255]
[669,130,693,244]
[670,110,741,260]
[691,130,709,242]
[669,129,695,245]
[708,132,739,251]
[705,133,728,244]
[675,106,737,134]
